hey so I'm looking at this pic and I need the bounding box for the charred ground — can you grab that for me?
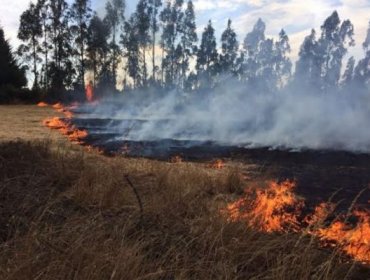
[74,116,370,213]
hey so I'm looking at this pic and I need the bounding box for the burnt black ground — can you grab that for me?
[71,117,370,212]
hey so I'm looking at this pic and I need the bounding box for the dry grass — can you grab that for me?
[0,140,368,280]
[0,105,66,143]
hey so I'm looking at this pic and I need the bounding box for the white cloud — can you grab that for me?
[194,0,370,62]
[193,0,250,11]
[0,0,35,45]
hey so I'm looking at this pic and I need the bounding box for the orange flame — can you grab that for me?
[68,129,88,142]
[86,83,94,102]
[316,210,370,264]
[43,117,87,144]
[37,102,48,107]
[52,103,63,110]
[223,181,370,264]
[63,110,74,118]
[225,181,304,233]
[43,117,70,133]
[304,202,335,226]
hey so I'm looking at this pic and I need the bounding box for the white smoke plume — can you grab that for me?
[75,82,370,153]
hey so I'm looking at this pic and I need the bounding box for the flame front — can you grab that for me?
[44,117,88,143]
[86,83,94,102]
[223,181,370,264]
[43,103,87,144]
[225,181,303,232]
[316,210,370,264]
[37,102,48,107]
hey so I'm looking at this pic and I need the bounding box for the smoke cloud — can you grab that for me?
[76,82,370,153]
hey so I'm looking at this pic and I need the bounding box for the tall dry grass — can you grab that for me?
[0,141,368,280]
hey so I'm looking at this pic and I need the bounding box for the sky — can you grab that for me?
[0,0,369,63]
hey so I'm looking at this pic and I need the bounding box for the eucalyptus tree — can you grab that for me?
[219,19,238,76]
[148,0,162,82]
[135,0,151,86]
[354,21,370,92]
[0,28,27,88]
[121,15,142,88]
[196,20,219,89]
[105,0,125,88]
[17,2,43,88]
[70,0,92,89]
[317,11,355,92]
[160,0,184,87]
[275,29,292,88]
[242,18,266,84]
[87,13,111,86]
[294,29,320,90]
[180,0,198,87]
[341,56,355,88]
[37,0,51,89]
[48,0,74,89]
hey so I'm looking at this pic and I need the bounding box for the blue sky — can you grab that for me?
[1,0,369,62]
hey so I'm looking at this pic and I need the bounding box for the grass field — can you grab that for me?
[0,105,66,142]
[0,105,368,279]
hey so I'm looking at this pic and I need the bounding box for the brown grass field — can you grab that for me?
[0,105,369,279]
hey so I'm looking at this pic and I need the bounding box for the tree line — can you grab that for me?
[15,0,370,97]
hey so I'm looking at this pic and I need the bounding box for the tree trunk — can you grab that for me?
[112,25,116,89]
[152,15,156,82]
[32,36,38,89]
[43,21,48,89]
[80,22,85,89]
[143,46,147,87]
[161,47,164,86]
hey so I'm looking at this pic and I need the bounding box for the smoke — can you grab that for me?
[75,81,370,153]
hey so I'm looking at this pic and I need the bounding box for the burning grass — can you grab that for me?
[37,102,49,107]
[0,140,368,280]
[223,181,370,264]
[43,117,88,144]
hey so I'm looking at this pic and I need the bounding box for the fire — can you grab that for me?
[63,110,74,118]
[86,82,94,102]
[56,107,74,118]
[43,117,70,131]
[52,102,63,110]
[43,117,87,144]
[86,145,104,155]
[210,159,225,169]
[316,210,370,264]
[304,202,335,227]
[68,129,88,142]
[37,102,48,107]
[225,181,304,233]
[223,181,370,264]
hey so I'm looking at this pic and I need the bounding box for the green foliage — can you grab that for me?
[87,13,111,88]
[17,2,42,89]
[0,28,27,89]
[105,0,126,88]
[121,15,142,88]
[196,20,219,89]
[9,0,370,99]
[70,0,93,89]
[220,19,239,75]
